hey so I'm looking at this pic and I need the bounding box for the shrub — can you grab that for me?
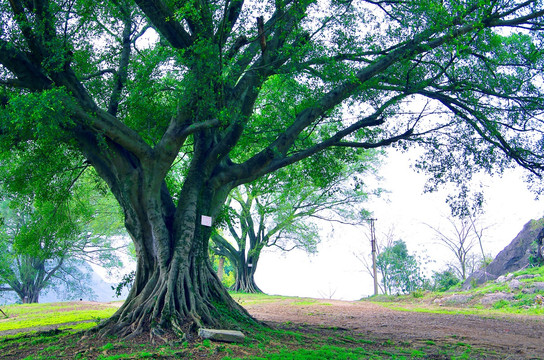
[432,270,461,292]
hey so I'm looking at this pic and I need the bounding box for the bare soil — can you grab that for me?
[242,298,544,359]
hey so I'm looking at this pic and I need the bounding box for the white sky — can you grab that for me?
[255,148,544,300]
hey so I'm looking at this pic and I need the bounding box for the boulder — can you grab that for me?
[462,218,544,289]
[533,282,544,292]
[198,328,245,343]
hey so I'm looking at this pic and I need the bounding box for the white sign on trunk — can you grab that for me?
[201,215,212,227]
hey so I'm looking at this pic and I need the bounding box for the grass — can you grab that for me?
[0,302,119,332]
[5,271,543,360]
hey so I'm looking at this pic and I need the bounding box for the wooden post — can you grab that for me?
[369,218,379,296]
[0,308,7,318]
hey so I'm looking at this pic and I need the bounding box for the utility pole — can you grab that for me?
[368,218,378,296]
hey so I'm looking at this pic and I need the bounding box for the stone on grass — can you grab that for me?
[435,294,472,306]
[198,328,245,343]
[533,282,544,292]
[508,279,523,290]
[480,292,515,306]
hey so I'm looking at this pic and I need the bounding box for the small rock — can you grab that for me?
[522,287,536,294]
[198,328,245,343]
[532,282,544,292]
[508,279,523,290]
[496,275,507,284]
[480,292,515,306]
[436,294,472,306]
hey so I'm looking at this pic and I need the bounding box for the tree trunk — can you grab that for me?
[17,288,41,304]
[94,227,254,339]
[232,256,262,293]
[88,172,256,339]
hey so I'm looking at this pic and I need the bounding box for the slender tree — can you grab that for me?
[425,216,487,280]
[1,0,544,338]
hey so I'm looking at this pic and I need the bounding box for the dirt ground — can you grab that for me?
[242,298,544,359]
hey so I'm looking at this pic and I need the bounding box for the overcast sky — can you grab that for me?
[256,148,544,300]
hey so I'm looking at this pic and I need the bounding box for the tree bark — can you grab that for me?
[93,209,254,338]
[232,254,262,293]
[83,147,256,338]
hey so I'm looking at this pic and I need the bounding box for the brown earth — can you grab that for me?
[242,298,544,359]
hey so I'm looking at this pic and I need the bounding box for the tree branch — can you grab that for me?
[133,0,193,49]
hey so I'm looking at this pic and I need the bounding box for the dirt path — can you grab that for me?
[242,298,544,359]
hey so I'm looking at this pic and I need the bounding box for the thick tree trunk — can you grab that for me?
[98,223,254,339]
[232,258,262,293]
[88,172,256,339]
[21,291,39,304]
[94,229,254,339]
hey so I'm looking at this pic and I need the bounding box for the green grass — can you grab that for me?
[229,292,289,305]
[0,302,119,332]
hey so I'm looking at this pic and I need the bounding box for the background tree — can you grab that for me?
[1,0,543,338]
[431,267,461,292]
[211,153,376,293]
[425,215,489,280]
[376,239,427,295]
[0,174,125,303]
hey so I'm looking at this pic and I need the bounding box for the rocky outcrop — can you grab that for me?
[462,218,544,290]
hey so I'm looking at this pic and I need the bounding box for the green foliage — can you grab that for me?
[432,269,461,292]
[491,299,510,309]
[211,149,380,292]
[376,240,428,295]
[1,0,544,333]
[112,271,135,298]
[0,167,125,303]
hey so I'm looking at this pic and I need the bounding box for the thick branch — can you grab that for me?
[134,0,193,49]
[0,40,52,90]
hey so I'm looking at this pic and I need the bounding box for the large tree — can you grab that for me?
[1,0,544,338]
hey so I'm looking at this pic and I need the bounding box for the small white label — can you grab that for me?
[201,215,212,227]
[247,264,253,267]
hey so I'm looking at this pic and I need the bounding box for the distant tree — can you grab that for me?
[376,240,427,295]
[432,268,461,292]
[426,215,489,280]
[211,154,376,293]
[0,173,125,303]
